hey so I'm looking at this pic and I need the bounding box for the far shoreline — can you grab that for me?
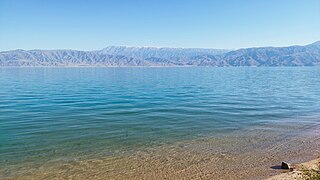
[2,65,320,68]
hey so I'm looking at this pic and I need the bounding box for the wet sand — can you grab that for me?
[2,128,320,180]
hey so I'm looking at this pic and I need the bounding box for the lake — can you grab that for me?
[1,67,320,179]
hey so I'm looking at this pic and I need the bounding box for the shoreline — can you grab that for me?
[269,158,320,180]
[2,128,320,180]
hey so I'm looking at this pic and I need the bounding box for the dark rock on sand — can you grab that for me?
[281,162,293,171]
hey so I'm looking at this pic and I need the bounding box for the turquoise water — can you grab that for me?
[1,67,320,174]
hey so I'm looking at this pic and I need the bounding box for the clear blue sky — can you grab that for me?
[0,0,319,51]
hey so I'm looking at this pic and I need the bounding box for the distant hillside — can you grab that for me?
[0,41,319,66]
[214,41,320,66]
[98,46,228,59]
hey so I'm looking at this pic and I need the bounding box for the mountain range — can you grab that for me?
[1,41,319,67]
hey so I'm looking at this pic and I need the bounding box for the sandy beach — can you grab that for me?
[269,158,320,180]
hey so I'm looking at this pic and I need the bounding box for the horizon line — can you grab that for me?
[1,40,319,53]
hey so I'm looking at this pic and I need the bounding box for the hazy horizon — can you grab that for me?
[1,40,320,52]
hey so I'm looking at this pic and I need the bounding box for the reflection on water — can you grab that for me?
[0,67,320,179]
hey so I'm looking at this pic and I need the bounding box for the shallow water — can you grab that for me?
[0,67,320,179]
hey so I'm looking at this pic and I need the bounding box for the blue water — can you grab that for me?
[1,67,320,173]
